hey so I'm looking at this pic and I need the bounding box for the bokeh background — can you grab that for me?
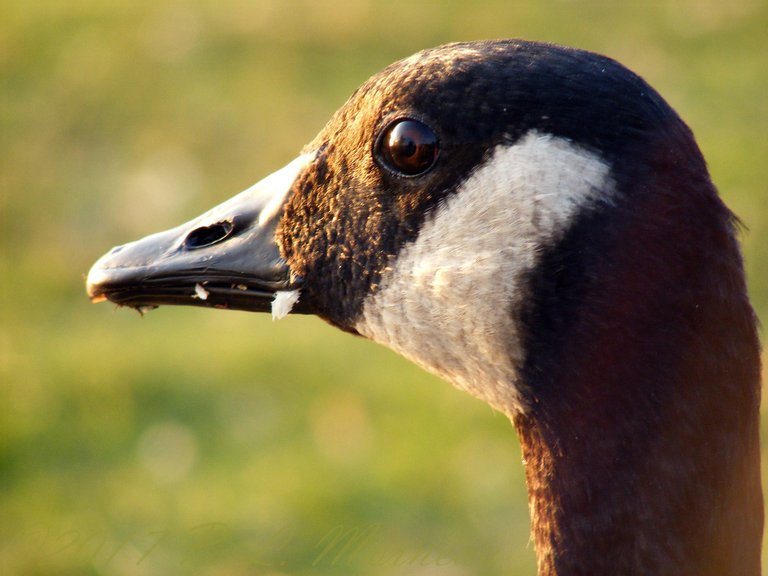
[2,1,766,574]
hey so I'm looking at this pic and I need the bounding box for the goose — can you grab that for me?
[86,40,762,575]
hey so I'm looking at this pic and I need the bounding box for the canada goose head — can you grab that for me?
[86,40,762,575]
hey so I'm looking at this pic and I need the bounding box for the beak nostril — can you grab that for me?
[184,221,235,250]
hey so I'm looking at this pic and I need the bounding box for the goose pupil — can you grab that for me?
[380,119,438,176]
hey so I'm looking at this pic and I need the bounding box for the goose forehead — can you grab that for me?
[397,44,487,70]
[355,131,614,415]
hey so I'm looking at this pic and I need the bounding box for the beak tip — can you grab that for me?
[85,249,126,304]
[85,261,109,301]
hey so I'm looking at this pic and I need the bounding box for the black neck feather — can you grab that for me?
[516,127,762,575]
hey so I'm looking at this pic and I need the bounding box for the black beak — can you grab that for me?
[86,153,314,315]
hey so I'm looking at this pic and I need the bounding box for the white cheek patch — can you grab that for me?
[271,290,301,321]
[355,131,613,416]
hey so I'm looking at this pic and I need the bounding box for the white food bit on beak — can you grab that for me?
[271,290,300,321]
[194,283,209,300]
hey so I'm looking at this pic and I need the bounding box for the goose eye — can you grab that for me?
[377,119,438,176]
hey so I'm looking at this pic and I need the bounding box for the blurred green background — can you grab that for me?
[2,1,766,574]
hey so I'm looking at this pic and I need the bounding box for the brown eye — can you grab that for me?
[377,119,438,176]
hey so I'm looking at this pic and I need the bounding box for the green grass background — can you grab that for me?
[2,1,767,574]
